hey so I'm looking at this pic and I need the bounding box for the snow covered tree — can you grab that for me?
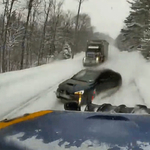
[122,0,147,49]
[0,0,110,72]
[140,1,150,58]
[116,0,150,57]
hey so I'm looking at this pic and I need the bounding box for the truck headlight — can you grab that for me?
[96,57,99,62]
[83,57,86,62]
[74,90,84,95]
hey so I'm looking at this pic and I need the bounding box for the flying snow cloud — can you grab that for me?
[95,46,150,107]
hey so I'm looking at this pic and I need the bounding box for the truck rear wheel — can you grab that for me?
[102,57,105,62]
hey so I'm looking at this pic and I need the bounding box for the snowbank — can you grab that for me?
[0,53,84,119]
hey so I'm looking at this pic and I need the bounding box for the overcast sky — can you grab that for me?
[0,0,130,39]
[63,0,131,39]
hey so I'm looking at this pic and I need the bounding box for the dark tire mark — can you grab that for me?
[132,80,146,105]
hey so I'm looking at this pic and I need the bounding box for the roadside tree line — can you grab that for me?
[115,0,150,59]
[0,0,97,73]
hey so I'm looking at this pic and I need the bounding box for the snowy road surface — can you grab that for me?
[0,53,84,120]
[0,46,150,120]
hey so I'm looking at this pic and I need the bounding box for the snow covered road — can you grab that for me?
[1,46,150,120]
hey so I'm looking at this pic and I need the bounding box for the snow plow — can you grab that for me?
[83,40,109,66]
[64,102,150,114]
[1,104,150,149]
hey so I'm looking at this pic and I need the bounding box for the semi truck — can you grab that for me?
[82,40,109,66]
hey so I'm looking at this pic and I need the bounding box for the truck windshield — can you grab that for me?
[72,70,99,82]
[87,44,102,52]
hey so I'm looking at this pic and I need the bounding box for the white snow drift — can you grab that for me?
[0,53,84,119]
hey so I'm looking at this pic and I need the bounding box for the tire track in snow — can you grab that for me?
[0,78,66,120]
[94,80,146,107]
[132,80,146,105]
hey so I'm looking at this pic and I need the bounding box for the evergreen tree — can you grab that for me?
[116,0,150,57]
[140,0,150,58]
[121,0,146,50]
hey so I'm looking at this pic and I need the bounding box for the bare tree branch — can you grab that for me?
[20,0,34,69]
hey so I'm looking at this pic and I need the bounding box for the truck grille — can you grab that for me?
[87,53,95,58]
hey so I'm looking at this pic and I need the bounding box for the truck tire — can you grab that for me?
[83,62,86,67]
[102,57,105,62]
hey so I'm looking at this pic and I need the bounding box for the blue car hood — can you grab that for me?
[0,110,150,150]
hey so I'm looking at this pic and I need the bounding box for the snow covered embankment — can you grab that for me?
[0,53,84,119]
